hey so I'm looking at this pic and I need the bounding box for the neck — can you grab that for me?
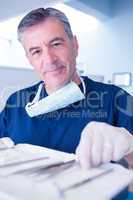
[45,72,81,95]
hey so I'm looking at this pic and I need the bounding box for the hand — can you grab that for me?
[76,121,133,169]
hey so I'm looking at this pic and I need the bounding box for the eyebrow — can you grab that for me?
[28,37,65,53]
[49,37,65,44]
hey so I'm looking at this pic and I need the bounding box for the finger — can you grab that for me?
[113,133,129,161]
[76,137,92,169]
[102,143,113,163]
[91,132,103,167]
[76,146,91,169]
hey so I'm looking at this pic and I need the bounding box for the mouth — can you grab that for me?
[44,66,66,75]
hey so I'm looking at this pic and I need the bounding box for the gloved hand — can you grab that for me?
[76,121,133,169]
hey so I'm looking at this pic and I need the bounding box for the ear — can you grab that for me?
[73,35,79,57]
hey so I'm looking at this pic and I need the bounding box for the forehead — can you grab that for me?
[21,17,69,48]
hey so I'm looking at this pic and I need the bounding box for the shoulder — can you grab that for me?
[6,81,42,107]
[83,76,128,95]
[83,76,133,108]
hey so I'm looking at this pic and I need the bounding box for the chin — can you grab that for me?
[53,78,68,87]
[45,72,68,84]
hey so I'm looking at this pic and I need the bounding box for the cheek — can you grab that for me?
[68,50,77,68]
[32,63,44,79]
[58,49,76,73]
[57,46,72,62]
[29,58,42,72]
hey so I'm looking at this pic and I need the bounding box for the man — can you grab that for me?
[0,7,133,170]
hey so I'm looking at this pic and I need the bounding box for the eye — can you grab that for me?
[32,49,41,56]
[52,42,62,47]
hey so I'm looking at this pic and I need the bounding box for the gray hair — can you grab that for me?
[17,7,73,41]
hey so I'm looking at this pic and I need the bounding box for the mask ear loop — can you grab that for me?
[80,77,86,95]
[29,83,43,105]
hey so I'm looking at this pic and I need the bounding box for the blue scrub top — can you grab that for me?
[0,77,133,153]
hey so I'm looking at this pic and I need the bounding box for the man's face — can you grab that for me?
[21,17,78,89]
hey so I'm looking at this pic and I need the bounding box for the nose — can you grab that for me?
[42,47,56,65]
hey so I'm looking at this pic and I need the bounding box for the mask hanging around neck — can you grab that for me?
[25,78,86,117]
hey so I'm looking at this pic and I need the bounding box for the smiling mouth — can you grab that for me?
[46,66,66,74]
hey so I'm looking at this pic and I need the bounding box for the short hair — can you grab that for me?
[17,7,73,41]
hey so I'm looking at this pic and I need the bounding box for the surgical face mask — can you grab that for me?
[25,78,86,117]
